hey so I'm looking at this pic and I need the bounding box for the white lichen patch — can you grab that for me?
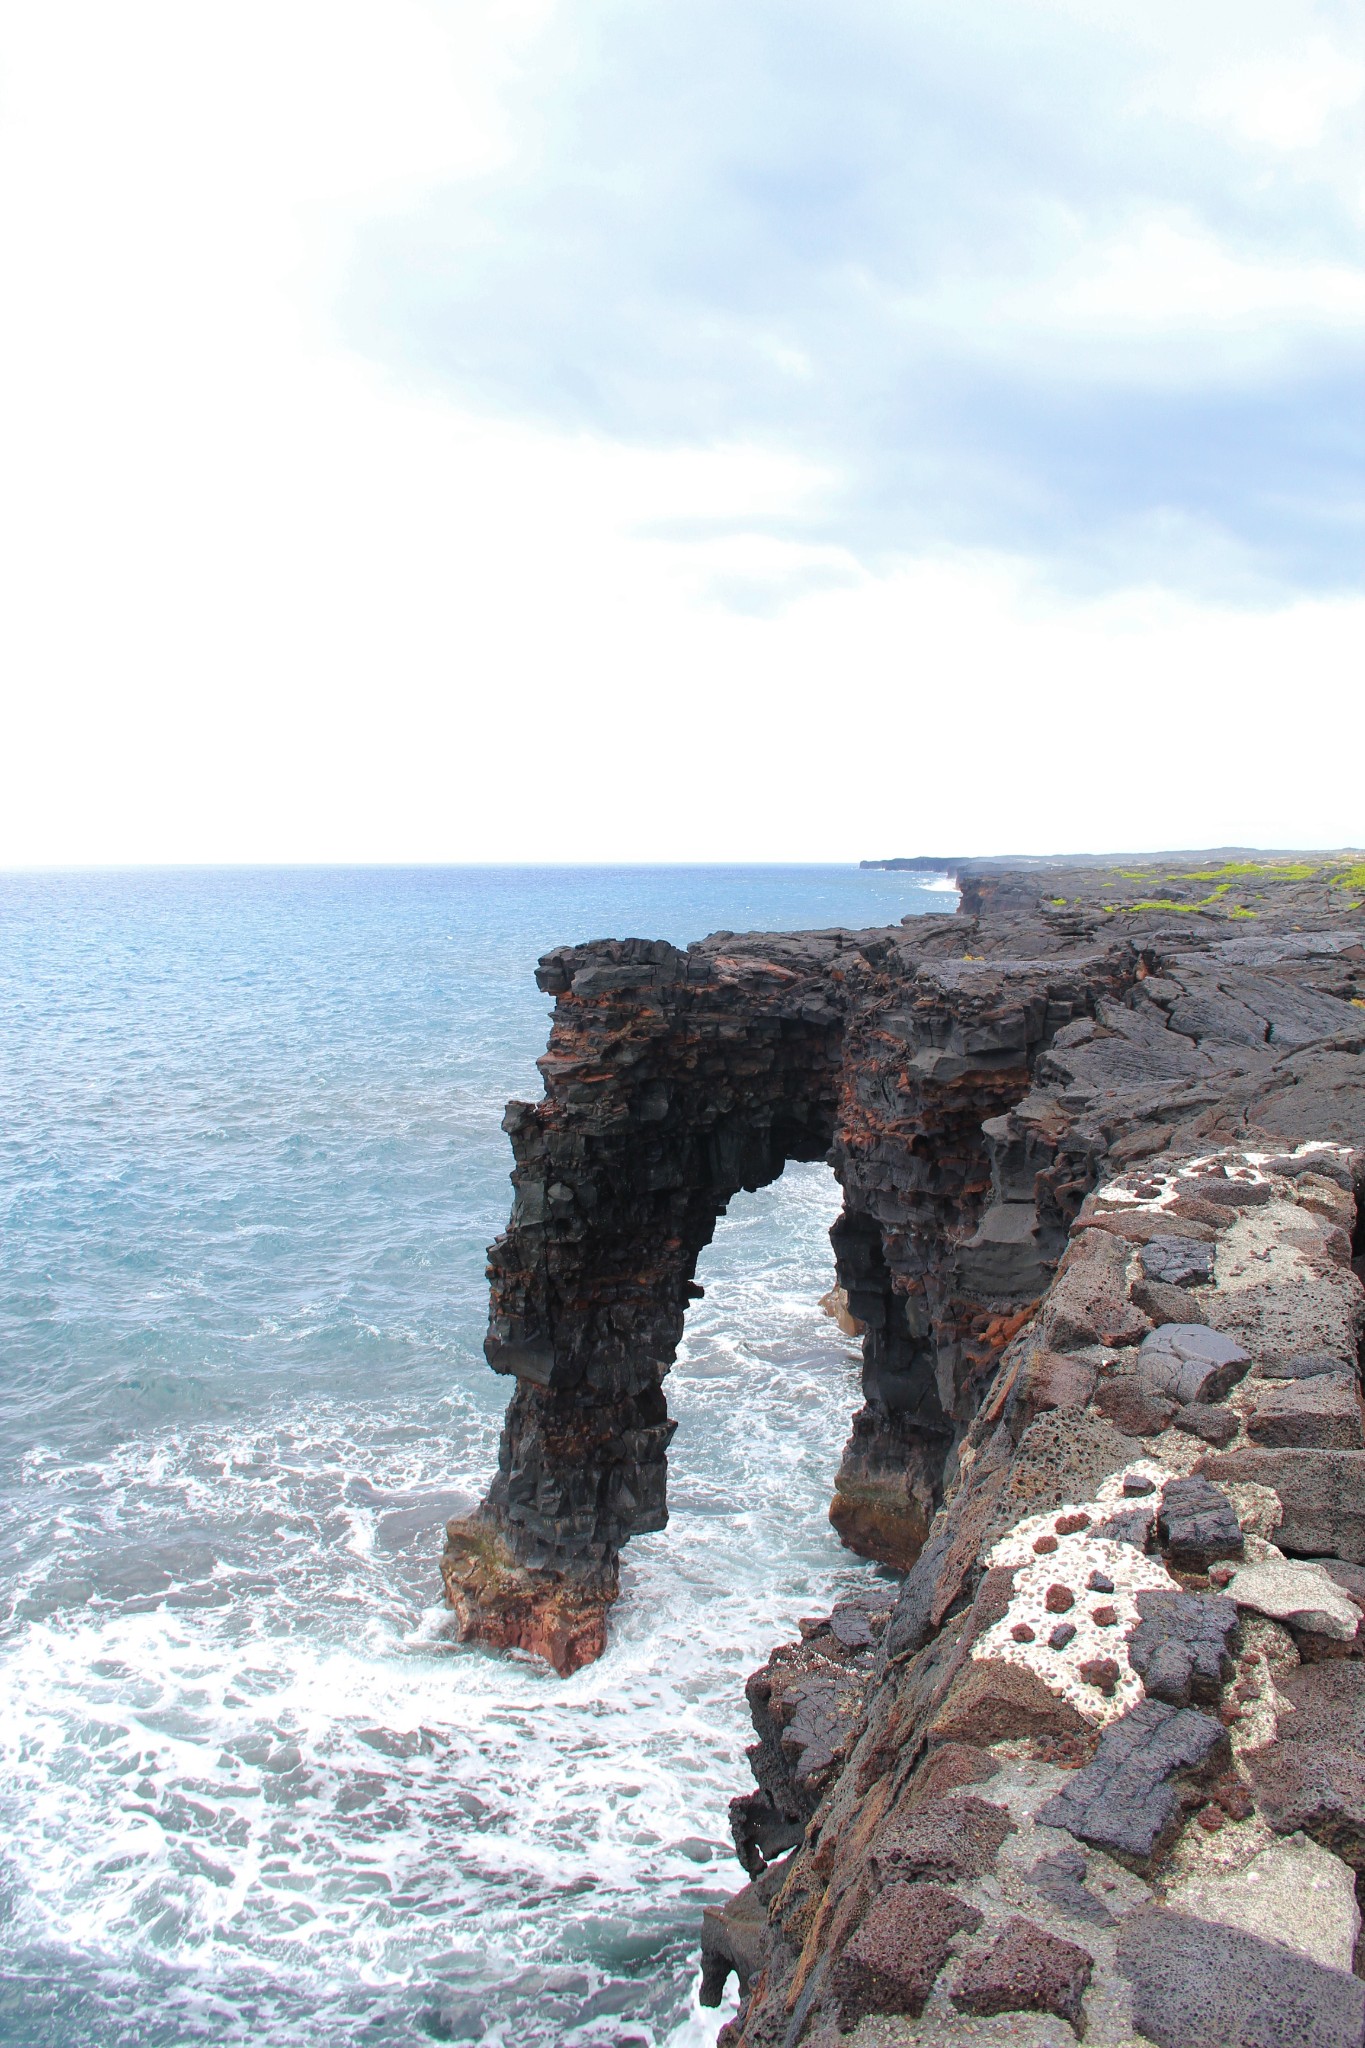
[977,1466,1180,1726]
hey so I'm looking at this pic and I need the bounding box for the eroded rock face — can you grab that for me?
[633,860,1365,2048]
[444,855,1365,2033]
[447,861,1365,1675]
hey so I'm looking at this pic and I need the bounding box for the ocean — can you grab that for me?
[0,865,949,2048]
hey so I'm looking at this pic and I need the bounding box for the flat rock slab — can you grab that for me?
[1199,1449,1365,1564]
[1261,1352,1359,1380]
[833,1879,982,2026]
[951,1915,1093,2033]
[1116,1906,1365,2048]
[1037,1698,1230,1872]
[1248,1376,1365,1451]
[1141,1236,1216,1289]
[1140,1324,1252,1405]
[1126,1589,1240,1707]
[1228,1559,1361,1641]
[1165,1833,1361,1974]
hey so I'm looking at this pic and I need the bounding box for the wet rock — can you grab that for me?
[1165,1833,1361,1974]
[1117,1906,1365,2048]
[832,1880,982,2027]
[951,1916,1093,2034]
[1157,1476,1245,1572]
[1037,1698,1231,1872]
[1141,1236,1216,1289]
[1228,1560,1361,1642]
[700,1868,780,2005]
[728,1788,803,1875]
[1199,1449,1365,1564]
[929,1656,1092,1746]
[1126,1589,1240,1707]
[1139,1324,1253,1406]
[828,1597,894,1650]
[1173,1401,1240,1447]
[870,1794,1015,1885]
[1248,1377,1365,1452]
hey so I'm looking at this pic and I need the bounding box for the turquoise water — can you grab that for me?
[0,866,946,2047]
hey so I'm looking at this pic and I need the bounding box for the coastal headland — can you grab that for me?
[445,851,1365,2044]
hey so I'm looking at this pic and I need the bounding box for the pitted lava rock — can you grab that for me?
[833,1881,982,2026]
[951,1915,1094,2033]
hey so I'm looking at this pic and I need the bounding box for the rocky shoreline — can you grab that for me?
[444,852,1365,2044]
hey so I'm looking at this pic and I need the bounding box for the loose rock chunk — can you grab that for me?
[1126,1589,1240,1707]
[1157,1475,1245,1572]
[870,1793,1015,1886]
[1228,1559,1361,1642]
[832,1880,982,2028]
[1140,1236,1216,1289]
[1200,1448,1365,1564]
[1037,1698,1231,1872]
[1248,1376,1365,1452]
[951,1916,1093,2034]
[1139,1324,1252,1405]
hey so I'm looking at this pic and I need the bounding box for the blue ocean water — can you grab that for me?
[0,866,950,2048]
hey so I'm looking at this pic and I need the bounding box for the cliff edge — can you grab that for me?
[443,851,1365,2045]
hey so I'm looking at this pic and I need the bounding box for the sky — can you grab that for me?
[0,0,1361,866]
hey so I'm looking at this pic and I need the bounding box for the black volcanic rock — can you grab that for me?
[1037,1699,1231,1871]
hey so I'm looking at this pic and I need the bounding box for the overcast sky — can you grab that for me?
[2,0,1361,865]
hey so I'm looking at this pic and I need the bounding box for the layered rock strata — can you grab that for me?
[445,857,1365,1678]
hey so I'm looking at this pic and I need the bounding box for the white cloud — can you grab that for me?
[1,0,1362,865]
[1196,39,1365,152]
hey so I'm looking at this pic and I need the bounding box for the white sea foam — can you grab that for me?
[0,867,946,2044]
[0,1166,878,2047]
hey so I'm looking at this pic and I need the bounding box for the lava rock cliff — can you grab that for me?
[445,851,1365,2044]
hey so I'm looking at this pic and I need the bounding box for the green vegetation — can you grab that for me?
[1175,860,1320,882]
[1103,882,1233,915]
[1329,862,1365,891]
